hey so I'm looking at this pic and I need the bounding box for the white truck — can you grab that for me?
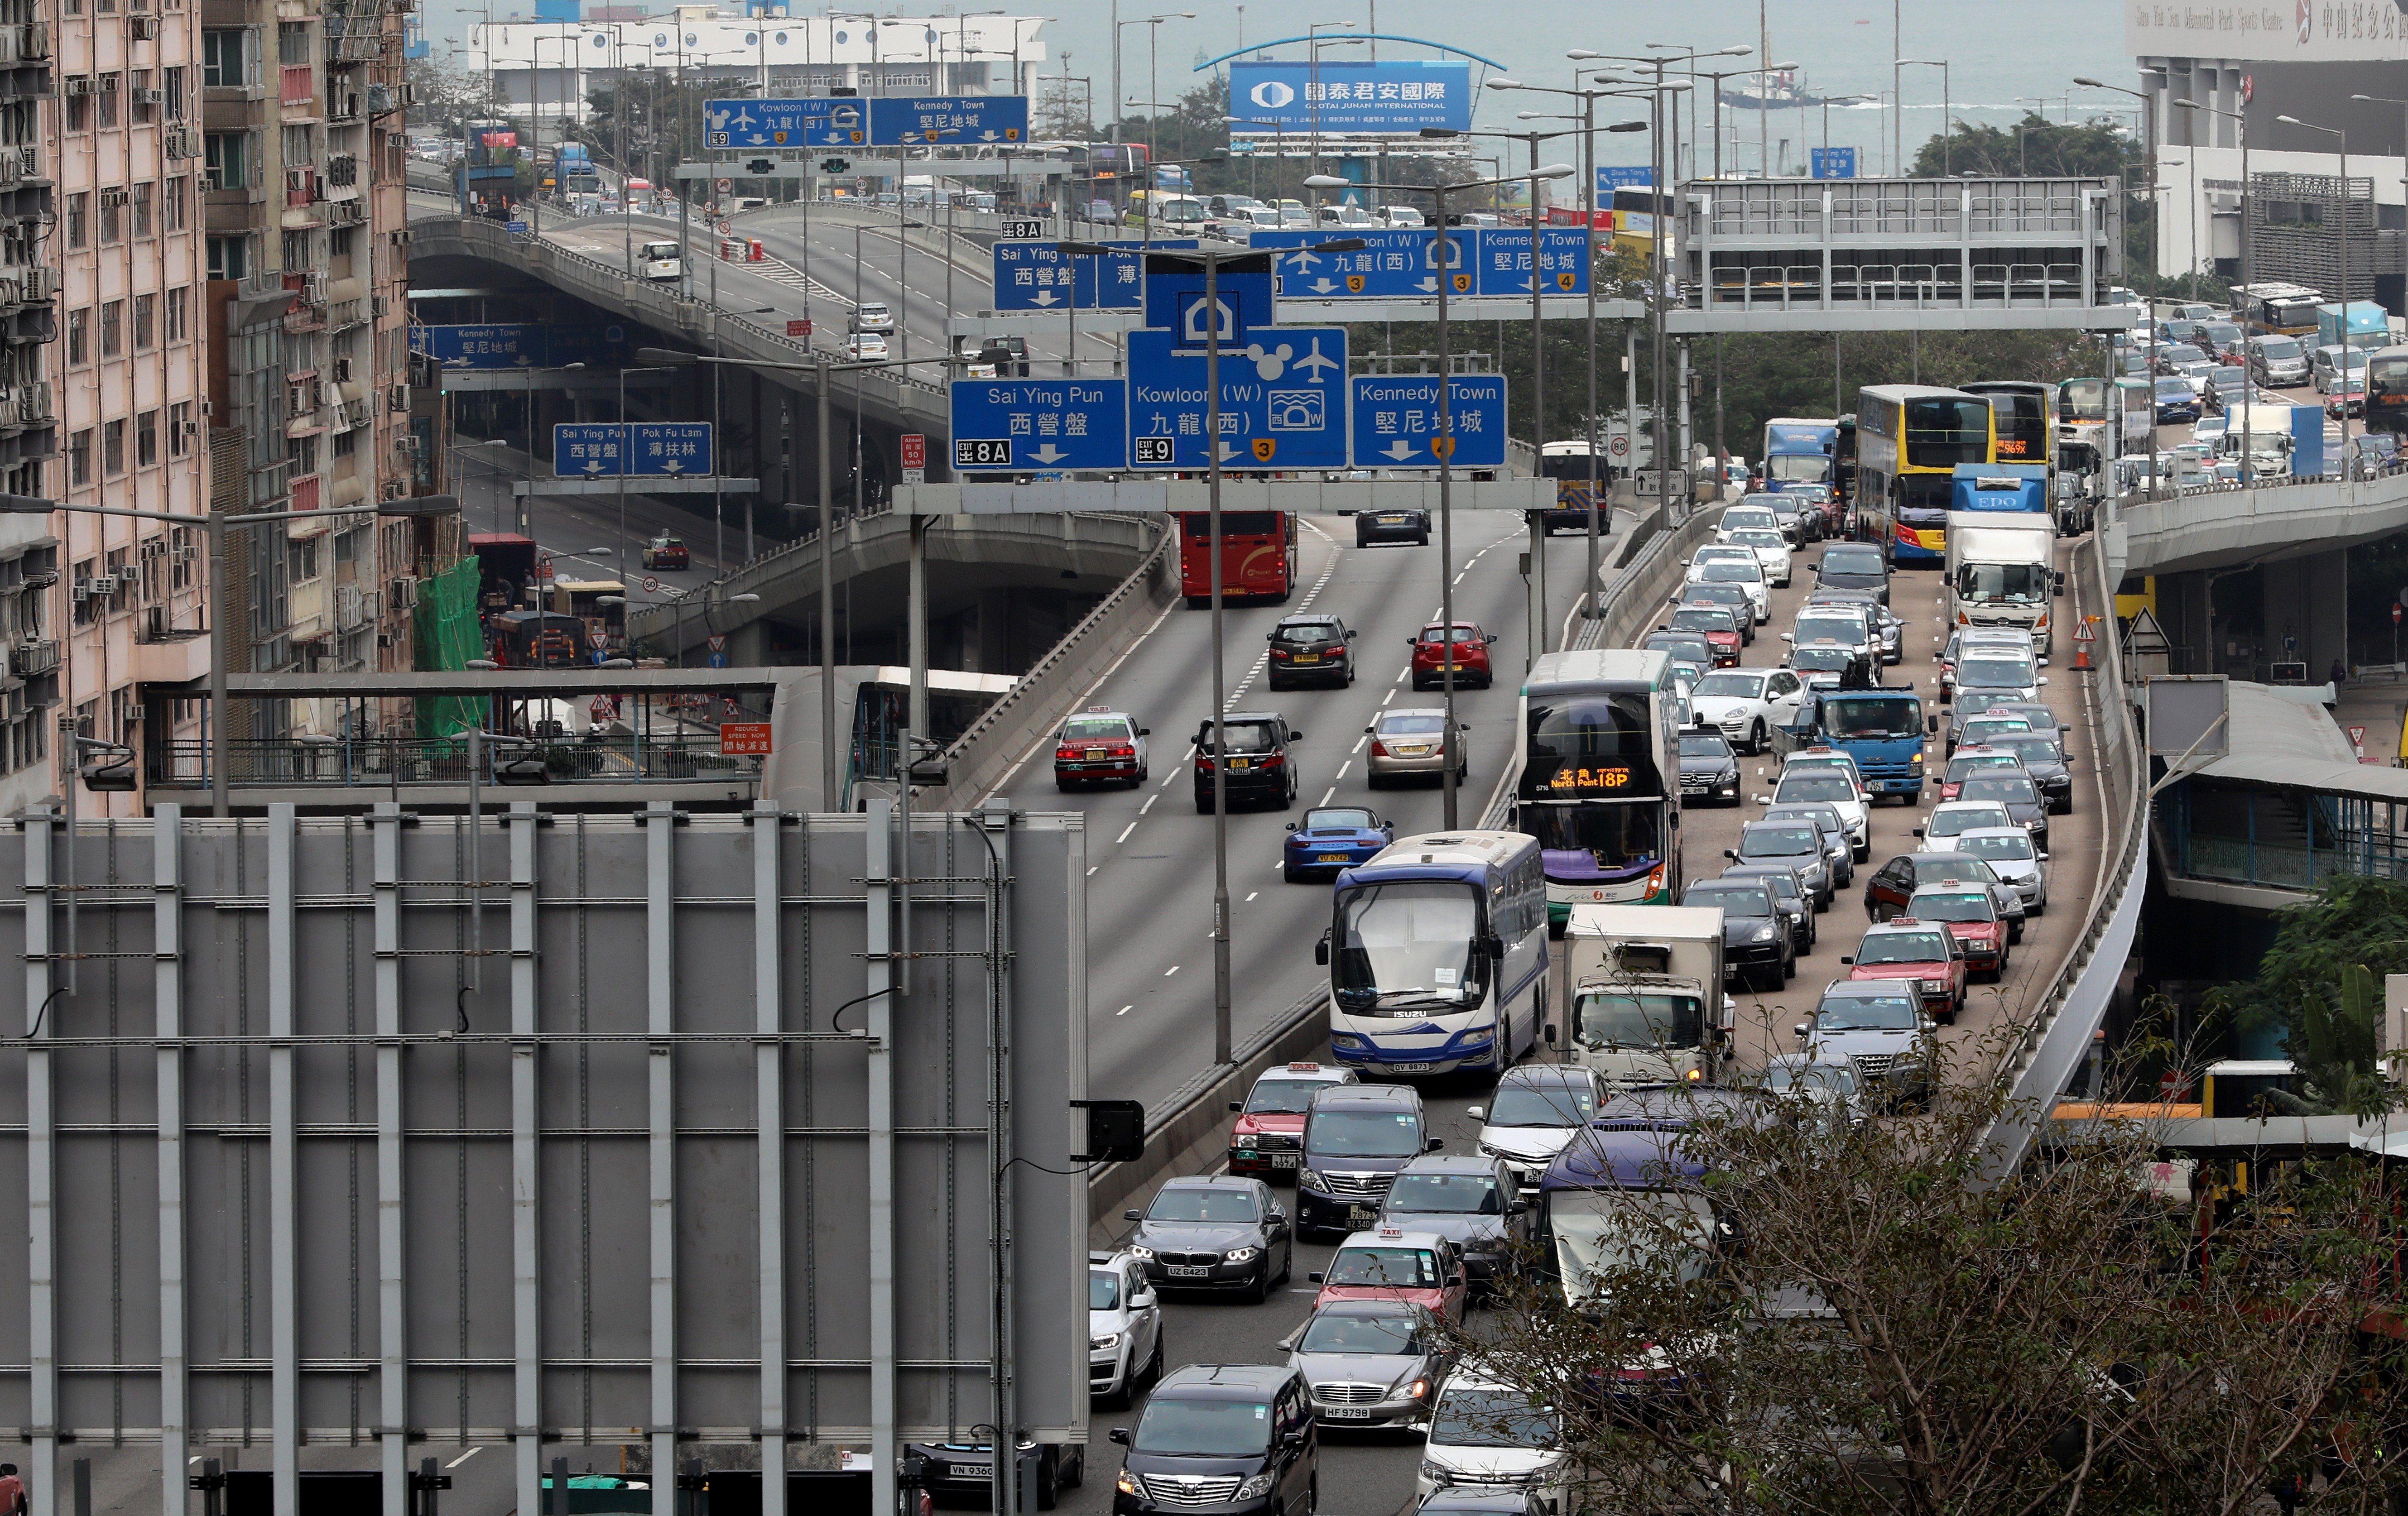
[1561,904,1733,1088]
[1943,512,2058,656]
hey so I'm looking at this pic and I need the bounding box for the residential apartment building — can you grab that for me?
[45,0,210,817]
[0,0,62,816]
[199,0,412,753]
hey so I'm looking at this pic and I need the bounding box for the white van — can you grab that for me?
[637,240,683,283]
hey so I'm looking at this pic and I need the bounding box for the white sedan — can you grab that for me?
[1684,555,1770,622]
[1687,667,1807,753]
[1724,527,1793,587]
[1716,505,1782,541]
[1767,767,1870,859]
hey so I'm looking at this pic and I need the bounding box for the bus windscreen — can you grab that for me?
[1901,398,1992,468]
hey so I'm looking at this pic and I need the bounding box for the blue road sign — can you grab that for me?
[705,97,870,149]
[1471,229,1592,297]
[553,422,714,478]
[1810,146,1858,180]
[1141,254,1278,346]
[1349,375,1508,469]
[990,239,1199,312]
[1597,165,1655,196]
[870,95,1029,147]
[949,379,1129,471]
[1126,327,1349,472]
[1251,228,1476,300]
[705,94,1027,149]
[505,220,529,235]
[1228,62,1471,135]
[415,323,630,369]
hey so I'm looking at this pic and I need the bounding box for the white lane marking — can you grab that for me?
[1381,688,1396,706]
[447,1448,483,1470]
[1394,670,1408,686]
[1164,964,1181,977]
[1115,821,1137,844]
[1245,891,1259,902]
[1087,866,1098,876]
[1320,787,1336,804]
[1336,762,1351,780]
[1116,1004,1134,1016]
[1351,735,1369,754]
[984,591,1183,796]
[1140,794,1158,815]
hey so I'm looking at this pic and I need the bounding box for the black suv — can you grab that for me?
[1110,1362,1317,1516]
[1121,1175,1294,1302]
[1813,542,1891,604]
[1297,1083,1438,1238]
[1194,712,1303,812]
[1266,616,1357,690]
[1354,505,1431,547]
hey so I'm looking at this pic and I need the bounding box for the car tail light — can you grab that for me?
[1270,647,1291,659]
[1110,744,1135,758]
[1055,746,1079,761]
[1371,740,1389,758]
[1261,753,1285,768]
[1196,755,1214,771]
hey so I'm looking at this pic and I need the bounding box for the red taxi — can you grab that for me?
[1306,1226,1468,1325]
[640,534,690,570]
[1842,919,1968,1022]
[1938,746,2023,803]
[1227,1061,1357,1177]
[1408,622,1495,691]
[1052,706,1150,791]
[1663,605,1745,667]
[1903,883,2009,981]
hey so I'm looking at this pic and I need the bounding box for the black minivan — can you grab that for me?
[1110,1362,1317,1516]
[1813,542,1892,604]
[1295,1084,1439,1238]
[1193,712,1303,812]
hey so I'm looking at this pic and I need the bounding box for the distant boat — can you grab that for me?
[1720,71,1824,110]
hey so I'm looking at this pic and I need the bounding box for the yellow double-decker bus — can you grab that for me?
[1855,384,1996,566]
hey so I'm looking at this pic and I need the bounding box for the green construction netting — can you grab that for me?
[413,557,485,742]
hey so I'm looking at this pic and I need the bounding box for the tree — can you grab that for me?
[1444,1068,2408,1515]
[404,53,500,139]
[2203,875,2408,1113]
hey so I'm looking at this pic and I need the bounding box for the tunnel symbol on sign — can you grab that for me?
[1182,294,1240,346]
[1267,391,1325,431]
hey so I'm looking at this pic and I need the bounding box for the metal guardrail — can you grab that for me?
[148,733,759,788]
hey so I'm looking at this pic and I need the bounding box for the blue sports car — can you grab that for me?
[1283,806,1394,883]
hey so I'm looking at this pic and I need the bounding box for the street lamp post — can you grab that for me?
[2077,72,2166,498]
[2177,94,2256,479]
[1116,13,1193,199]
[1820,93,1876,165]
[0,494,461,818]
[1897,58,1950,175]
[2278,113,2353,475]
[1307,168,1572,829]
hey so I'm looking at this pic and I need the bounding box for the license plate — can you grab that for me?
[1324,1406,1373,1420]
[1317,853,1350,863]
[1347,1206,1377,1227]
[1085,748,1110,758]
[1268,1152,1300,1169]
[1294,653,1320,663]
[1394,1061,1433,1073]
[1379,515,1405,523]
[951,1465,990,1481]
[1168,1264,1211,1279]
[1230,758,1251,768]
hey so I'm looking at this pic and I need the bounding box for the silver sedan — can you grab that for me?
[1365,708,1468,785]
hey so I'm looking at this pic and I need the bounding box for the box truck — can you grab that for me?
[1561,904,1732,1088]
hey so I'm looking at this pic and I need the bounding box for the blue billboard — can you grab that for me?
[1471,229,1592,297]
[1227,62,1472,136]
[950,379,1129,472]
[413,323,630,369]
[990,238,1198,313]
[1126,327,1350,472]
[1810,146,1858,180]
[1597,166,1655,196]
[705,94,1028,149]
[553,422,714,478]
[1349,375,1508,469]
[1250,228,1475,299]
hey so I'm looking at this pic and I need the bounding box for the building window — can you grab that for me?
[280,229,309,268]
[201,30,251,89]
[137,410,159,469]
[329,225,355,261]
[131,69,156,124]
[278,22,308,64]
[134,294,155,349]
[171,526,195,589]
[68,431,92,487]
[163,176,187,231]
[66,192,88,249]
[207,234,248,280]
[66,84,89,132]
[133,181,153,238]
[97,76,119,129]
[67,308,88,366]
[99,187,122,245]
[166,286,189,342]
[287,534,318,585]
[168,401,193,458]
[204,132,251,190]
[332,425,356,458]
[163,66,187,118]
[287,433,318,476]
[101,300,122,359]
[72,567,97,627]
[281,123,311,164]
[103,420,126,475]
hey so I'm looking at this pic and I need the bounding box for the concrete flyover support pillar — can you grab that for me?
[723,618,773,668]
[2262,548,2351,677]
[2163,571,2215,677]
[973,588,1013,674]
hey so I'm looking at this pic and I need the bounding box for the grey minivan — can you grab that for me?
[2249,334,2310,388]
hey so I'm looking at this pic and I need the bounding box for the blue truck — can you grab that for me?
[1949,462,2048,517]
[1770,684,1929,800]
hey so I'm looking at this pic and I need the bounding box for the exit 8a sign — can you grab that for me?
[721,722,773,755]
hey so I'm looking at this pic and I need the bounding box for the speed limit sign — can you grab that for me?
[715,178,732,195]
[1608,435,1629,457]
[642,575,661,593]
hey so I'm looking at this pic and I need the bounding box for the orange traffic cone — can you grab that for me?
[2074,641,2091,672]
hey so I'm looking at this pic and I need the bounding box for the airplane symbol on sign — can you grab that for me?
[1289,338,1341,381]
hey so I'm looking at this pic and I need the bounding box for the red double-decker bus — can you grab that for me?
[1177,511,1297,607]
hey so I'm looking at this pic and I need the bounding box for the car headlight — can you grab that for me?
[1456,1024,1495,1046]
[1127,1244,1154,1260]
[1328,1033,1363,1049]
[1224,1246,1259,1263]
[1923,978,1951,993]
[1396,1376,1432,1401]
[1299,1170,1331,1193]
[1419,1462,1456,1487]
[1748,922,1780,942]
[1118,1469,1140,1496]
[1910,751,1925,767]
[1091,1332,1122,1350]
[1236,1472,1277,1501]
